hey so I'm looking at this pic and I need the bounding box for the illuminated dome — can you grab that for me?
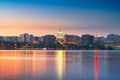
[57,29,64,44]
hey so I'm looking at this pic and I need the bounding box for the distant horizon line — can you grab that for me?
[0,32,120,37]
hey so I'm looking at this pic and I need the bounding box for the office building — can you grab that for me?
[81,34,94,45]
[64,34,80,44]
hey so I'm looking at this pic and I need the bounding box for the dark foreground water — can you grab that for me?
[0,50,120,80]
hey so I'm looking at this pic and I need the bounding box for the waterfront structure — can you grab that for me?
[42,35,56,44]
[81,34,94,45]
[103,38,115,47]
[33,37,40,44]
[0,36,4,41]
[64,34,80,45]
[107,34,120,46]
[29,35,34,44]
[4,36,12,42]
[3,36,19,42]
[1,32,120,49]
[12,36,20,42]
[39,36,44,42]
[19,33,33,44]
[19,33,29,42]
[57,29,64,44]
[94,37,104,45]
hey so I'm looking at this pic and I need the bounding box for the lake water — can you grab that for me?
[0,50,120,80]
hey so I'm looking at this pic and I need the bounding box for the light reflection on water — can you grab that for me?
[94,51,98,80]
[0,50,120,80]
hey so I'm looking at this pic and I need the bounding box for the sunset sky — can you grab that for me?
[0,0,120,36]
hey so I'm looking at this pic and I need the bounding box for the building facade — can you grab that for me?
[107,34,120,46]
[19,33,33,44]
[81,34,94,45]
[57,29,64,44]
[64,34,80,45]
[42,35,56,44]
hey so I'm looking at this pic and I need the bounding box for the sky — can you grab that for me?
[0,0,120,37]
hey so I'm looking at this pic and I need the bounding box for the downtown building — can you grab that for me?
[57,29,64,44]
[94,37,105,45]
[2,36,19,42]
[33,36,40,44]
[81,34,94,46]
[64,34,81,45]
[104,34,120,47]
[0,36,4,41]
[19,33,34,44]
[41,35,56,44]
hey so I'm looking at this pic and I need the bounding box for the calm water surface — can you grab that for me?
[0,50,120,80]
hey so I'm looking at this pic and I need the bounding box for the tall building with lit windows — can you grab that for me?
[19,33,29,42]
[19,33,33,44]
[57,29,64,44]
[41,35,56,44]
[81,34,94,45]
[0,36,4,41]
[64,34,81,45]
[105,34,120,46]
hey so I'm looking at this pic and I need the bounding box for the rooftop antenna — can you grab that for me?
[96,32,97,37]
[95,26,98,37]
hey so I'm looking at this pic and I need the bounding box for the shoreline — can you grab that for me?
[0,48,119,50]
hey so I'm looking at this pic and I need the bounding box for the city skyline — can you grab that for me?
[1,32,120,50]
[0,0,120,36]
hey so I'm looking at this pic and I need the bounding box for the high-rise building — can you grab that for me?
[94,37,104,45]
[103,38,115,47]
[42,35,56,44]
[0,36,4,41]
[81,34,94,45]
[33,37,40,44]
[12,36,20,42]
[105,34,120,46]
[29,35,34,44]
[0,36,19,42]
[57,29,64,44]
[64,34,80,44]
[107,34,120,46]
[20,33,29,42]
[4,36,11,42]
[19,33,33,44]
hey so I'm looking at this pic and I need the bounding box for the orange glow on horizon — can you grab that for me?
[0,19,83,36]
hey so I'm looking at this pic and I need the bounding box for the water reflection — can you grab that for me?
[0,50,66,80]
[56,50,66,80]
[94,51,99,80]
[0,50,120,80]
[0,51,25,80]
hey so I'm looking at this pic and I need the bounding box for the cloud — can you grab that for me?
[0,26,5,28]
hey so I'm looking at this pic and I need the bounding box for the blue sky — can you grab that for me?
[0,0,120,36]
